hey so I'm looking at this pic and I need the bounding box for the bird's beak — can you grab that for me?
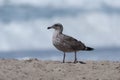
[47,26,53,29]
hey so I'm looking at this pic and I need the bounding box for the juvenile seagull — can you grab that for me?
[48,23,94,63]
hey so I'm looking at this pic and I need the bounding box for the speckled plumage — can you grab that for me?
[48,23,94,63]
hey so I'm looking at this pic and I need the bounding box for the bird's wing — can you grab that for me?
[61,34,86,50]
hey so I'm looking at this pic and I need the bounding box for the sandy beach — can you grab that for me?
[0,59,120,80]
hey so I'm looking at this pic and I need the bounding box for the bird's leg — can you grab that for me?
[63,52,66,63]
[74,51,77,63]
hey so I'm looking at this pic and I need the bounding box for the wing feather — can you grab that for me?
[61,34,86,50]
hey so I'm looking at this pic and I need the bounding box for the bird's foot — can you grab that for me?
[74,60,78,63]
[74,61,86,64]
[63,60,65,63]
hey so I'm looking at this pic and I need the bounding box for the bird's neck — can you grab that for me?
[54,29,62,34]
[53,30,62,38]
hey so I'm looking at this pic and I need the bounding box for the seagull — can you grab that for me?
[47,23,94,63]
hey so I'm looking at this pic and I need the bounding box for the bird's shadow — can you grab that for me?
[65,61,86,64]
[78,61,86,64]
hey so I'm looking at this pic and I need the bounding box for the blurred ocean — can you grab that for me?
[0,0,120,61]
[0,47,120,61]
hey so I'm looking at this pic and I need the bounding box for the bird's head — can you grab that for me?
[47,23,63,33]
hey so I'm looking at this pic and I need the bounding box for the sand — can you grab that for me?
[0,59,120,80]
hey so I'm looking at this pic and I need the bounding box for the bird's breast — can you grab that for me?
[52,35,61,45]
[52,35,74,52]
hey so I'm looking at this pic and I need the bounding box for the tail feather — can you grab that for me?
[85,47,94,51]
